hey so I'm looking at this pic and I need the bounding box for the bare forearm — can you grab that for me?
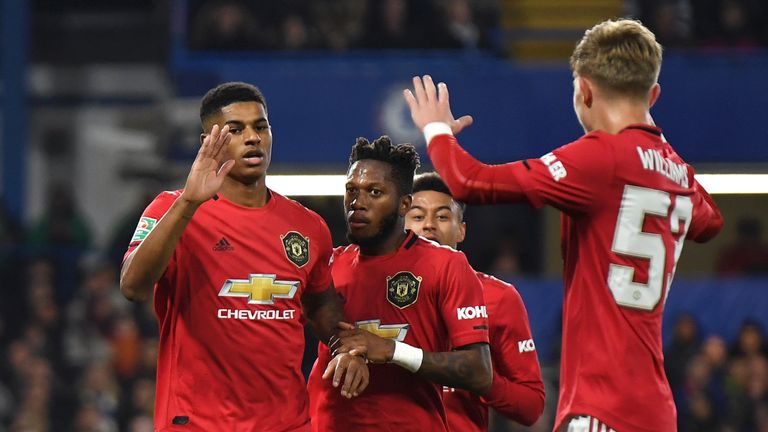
[119,198,199,301]
[417,343,492,395]
[302,286,346,344]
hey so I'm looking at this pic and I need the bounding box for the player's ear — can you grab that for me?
[457,221,466,244]
[399,195,412,217]
[648,83,661,108]
[579,77,593,108]
[200,133,207,146]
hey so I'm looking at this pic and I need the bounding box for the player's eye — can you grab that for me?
[370,188,382,197]
[256,125,269,131]
[438,216,450,221]
[229,128,242,134]
[411,215,424,221]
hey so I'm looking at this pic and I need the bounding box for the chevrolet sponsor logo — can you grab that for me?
[219,274,299,305]
[356,319,409,342]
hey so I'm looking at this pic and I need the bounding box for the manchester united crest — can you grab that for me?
[281,231,309,268]
[386,272,422,309]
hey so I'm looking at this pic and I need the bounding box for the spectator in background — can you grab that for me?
[439,0,482,50]
[28,183,92,302]
[704,0,763,48]
[310,0,367,52]
[359,0,424,49]
[716,218,768,275]
[488,236,522,277]
[628,0,693,46]
[666,313,702,413]
[731,320,768,360]
[28,183,91,250]
[281,14,313,50]
[188,1,265,50]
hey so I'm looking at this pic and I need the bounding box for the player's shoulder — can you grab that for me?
[158,189,183,202]
[413,234,468,260]
[553,131,613,158]
[476,272,524,305]
[271,190,330,229]
[143,189,183,212]
[332,244,358,261]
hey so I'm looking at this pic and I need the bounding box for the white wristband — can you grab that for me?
[391,341,424,373]
[422,122,454,147]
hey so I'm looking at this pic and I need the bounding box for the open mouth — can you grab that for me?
[242,150,265,166]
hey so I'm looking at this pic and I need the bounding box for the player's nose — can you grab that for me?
[244,127,262,145]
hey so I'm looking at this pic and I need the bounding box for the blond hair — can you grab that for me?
[570,19,662,98]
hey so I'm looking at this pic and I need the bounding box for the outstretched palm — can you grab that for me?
[181,124,235,204]
[403,75,473,135]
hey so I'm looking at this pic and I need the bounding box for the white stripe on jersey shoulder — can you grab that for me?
[415,235,459,253]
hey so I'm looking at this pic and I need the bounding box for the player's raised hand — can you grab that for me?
[322,353,370,399]
[180,124,235,204]
[403,75,474,135]
[332,322,395,363]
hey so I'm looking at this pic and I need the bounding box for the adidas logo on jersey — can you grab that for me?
[213,237,234,252]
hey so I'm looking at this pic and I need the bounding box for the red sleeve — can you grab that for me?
[305,214,334,294]
[427,133,614,214]
[426,134,528,204]
[686,179,724,243]
[439,252,490,349]
[123,191,180,261]
[479,281,545,426]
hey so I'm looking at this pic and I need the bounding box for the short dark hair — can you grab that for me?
[348,136,420,195]
[412,172,466,216]
[199,82,267,125]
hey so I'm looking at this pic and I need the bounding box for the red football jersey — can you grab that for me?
[428,125,723,432]
[444,272,544,431]
[307,232,489,431]
[125,190,333,432]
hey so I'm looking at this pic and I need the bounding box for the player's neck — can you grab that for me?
[359,227,409,256]
[219,176,270,208]
[589,99,653,135]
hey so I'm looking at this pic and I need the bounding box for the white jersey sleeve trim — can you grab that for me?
[423,122,454,147]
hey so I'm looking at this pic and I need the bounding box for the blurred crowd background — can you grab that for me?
[1,0,768,431]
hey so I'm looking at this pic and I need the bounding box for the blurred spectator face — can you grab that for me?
[82,361,116,393]
[8,341,33,376]
[447,0,472,25]
[702,335,727,366]
[283,15,308,50]
[673,314,699,343]
[213,4,250,39]
[139,338,159,374]
[738,323,764,355]
[129,415,154,432]
[383,0,407,31]
[83,262,118,297]
[687,356,712,389]
[722,0,748,33]
[27,259,54,286]
[131,378,155,415]
[688,392,714,423]
[74,403,105,432]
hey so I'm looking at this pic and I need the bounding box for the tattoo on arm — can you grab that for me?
[418,343,492,395]
[302,285,345,344]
